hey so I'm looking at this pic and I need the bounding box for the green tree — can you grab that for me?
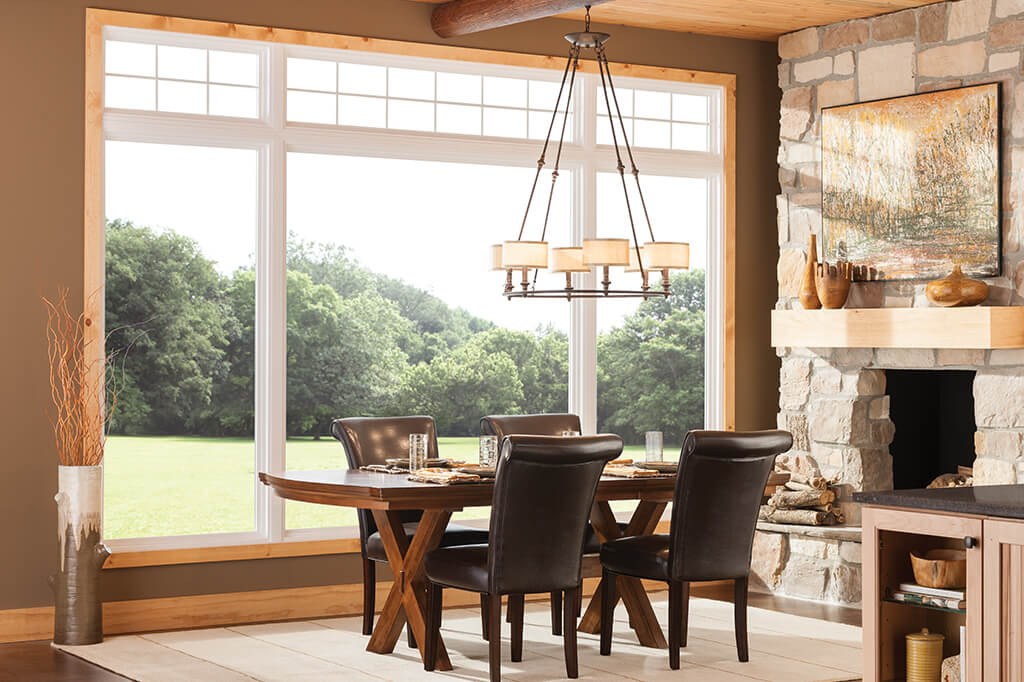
[466,326,568,415]
[597,270,706,444]
[105,220,231,434]
[393,344,523,435]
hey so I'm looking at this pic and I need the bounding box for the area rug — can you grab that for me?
[56,596,862,681]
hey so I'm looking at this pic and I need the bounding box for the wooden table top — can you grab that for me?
[259,469,675,510]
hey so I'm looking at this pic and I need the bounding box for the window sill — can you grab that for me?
[104,534,363,569]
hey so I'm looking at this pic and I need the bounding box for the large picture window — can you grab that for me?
[97,23,728,550]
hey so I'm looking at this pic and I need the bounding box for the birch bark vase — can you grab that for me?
[53,465,110,645]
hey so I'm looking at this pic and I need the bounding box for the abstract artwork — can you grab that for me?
[821,83,1000,281]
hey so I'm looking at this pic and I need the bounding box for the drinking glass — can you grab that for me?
[479,435,498,466]
[409,433,428,471]
[644,431,663,463]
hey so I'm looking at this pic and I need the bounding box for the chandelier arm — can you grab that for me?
[596,53,645,283]
[516,48,575,240]
[599,50,657,245]
[533,45,580,287]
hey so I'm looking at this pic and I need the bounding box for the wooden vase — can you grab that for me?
[814,260,853,309]
[799,234,822,309]
[925,265,989,307]
[52,465,110,646]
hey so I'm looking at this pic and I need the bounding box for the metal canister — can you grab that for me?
[906,628,945,682]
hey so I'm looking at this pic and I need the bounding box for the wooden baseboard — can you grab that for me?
[1,576,677,644]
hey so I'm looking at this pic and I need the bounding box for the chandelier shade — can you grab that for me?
[501,240,548,269]
[583,238,630,267]
[644,241,690,270]
[550,247,590,273]
[489,244,505,271]
[624,246,647,273]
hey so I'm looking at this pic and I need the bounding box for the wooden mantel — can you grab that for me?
[771,307,1024,349]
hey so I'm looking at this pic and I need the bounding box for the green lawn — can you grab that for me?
[104,436,664,539]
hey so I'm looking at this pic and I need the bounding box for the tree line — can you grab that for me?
[105,220,705,444]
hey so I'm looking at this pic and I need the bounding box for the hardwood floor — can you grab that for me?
[1,585,859,680]
[0,640,127,681]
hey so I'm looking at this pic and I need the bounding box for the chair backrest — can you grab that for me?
[487,434,622,595]
[480,413,582,439]
[330,416,439,545]
[668,430,793,582]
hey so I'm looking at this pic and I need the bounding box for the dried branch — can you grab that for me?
[42,289,117,466]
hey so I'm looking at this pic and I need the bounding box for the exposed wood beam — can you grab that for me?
[431,0,614,38]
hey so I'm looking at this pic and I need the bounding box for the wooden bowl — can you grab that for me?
[910,549,967,589]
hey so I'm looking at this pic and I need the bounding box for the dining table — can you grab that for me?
[259,467,676,671]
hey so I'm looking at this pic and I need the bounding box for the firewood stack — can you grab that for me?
[759,454,845,526]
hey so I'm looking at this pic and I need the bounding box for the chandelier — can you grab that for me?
[493,6,689,301]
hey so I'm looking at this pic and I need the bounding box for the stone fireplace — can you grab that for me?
[756,0,1024,606]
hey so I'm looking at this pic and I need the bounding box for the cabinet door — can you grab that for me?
[984,519,1024,682]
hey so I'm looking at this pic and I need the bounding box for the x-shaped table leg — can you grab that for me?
[366,509,453,671]
[579,499,669,648]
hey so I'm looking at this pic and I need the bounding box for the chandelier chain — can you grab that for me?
[599,49,657,244]
[516,47,576,240]
[596,49,646,281]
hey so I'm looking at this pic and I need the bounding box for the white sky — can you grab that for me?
[105,141,707,333]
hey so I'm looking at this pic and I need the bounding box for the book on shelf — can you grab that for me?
[897,582,965,600]
[888,589,966,610]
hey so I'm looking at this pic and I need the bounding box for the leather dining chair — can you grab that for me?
[423,434,623,681]
[481,413,628,635]
[598,429,792,670]
[330,416,490,638]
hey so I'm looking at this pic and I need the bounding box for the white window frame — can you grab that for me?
[99,26,726,552]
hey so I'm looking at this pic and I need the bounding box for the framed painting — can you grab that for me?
[821,83,1001,281]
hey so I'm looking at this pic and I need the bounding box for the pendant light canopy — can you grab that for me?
[496,6,688,301]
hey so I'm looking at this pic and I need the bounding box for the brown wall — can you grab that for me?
[0,0,780,610]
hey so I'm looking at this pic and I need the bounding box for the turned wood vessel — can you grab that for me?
[813,260,853,309]
[798,235,821,309]
[910,548,967,589]
[925,265,988,307]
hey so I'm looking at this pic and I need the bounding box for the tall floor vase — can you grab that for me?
[53,465,110,645]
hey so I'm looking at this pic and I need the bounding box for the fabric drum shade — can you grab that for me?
[624,245,648,272]
[490,244,505,271]
[644,241,690,270]
[583,238,630,266]
[551,247,590,273]
[502,240,548,268]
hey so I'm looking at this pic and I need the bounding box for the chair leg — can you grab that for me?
[488,593,502,682]
[575,586,582,617]
[550,590,563,636]
[480,593,490,641]
[735,576,749,662]
[509,593,524,663]
[680,580,690,648]
[563,587,579,679]
[361,557,375,636]
[668,581,681,670]
[407,622,416,648]
[599,568,616,656]
[424,583,442,671]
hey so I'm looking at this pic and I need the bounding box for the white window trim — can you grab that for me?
[100,26,725,552]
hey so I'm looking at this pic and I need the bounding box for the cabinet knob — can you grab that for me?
[964,536,977,549]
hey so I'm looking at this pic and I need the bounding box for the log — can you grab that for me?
[759,506,835,526]
[783,480,817,492]
[431,0,614,38]
[766,471,790,487]
[789,471,826,489]
[770,489,835,508]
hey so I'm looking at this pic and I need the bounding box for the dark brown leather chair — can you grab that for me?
[481,413,627,635]
[330,416,489,637]
[598,429,793,670]
[423,434,624,681]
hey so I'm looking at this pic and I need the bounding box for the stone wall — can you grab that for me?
[763,0,1024,605]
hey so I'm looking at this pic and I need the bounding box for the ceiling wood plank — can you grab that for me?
[413,0,940,41]
[431,0,614,38]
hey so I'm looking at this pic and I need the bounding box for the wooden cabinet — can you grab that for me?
[862,506,983,681]
[984,518,1024,681]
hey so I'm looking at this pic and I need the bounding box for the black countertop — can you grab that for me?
[854,485,1024,519]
